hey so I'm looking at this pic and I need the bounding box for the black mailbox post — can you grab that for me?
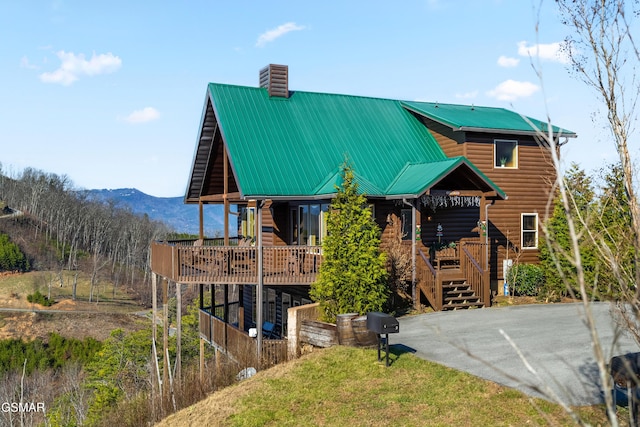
[367,312,399,366]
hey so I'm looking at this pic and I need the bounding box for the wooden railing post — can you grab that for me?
[435,270,442,311]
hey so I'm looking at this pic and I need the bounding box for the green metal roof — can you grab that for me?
[201,84,557,199]
[208,84,452,198]
[401,101,577,137]
[386,157,506,199]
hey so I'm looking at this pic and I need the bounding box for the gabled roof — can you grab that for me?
[386,157,506,199]
[190,83,566,200]
[401,101,577,137]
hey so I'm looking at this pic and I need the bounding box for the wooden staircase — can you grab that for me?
[442,279,484,311]
[415,244,489,312]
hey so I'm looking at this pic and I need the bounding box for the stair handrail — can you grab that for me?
[461,244,489,307]
[417,248,441,311]
[418,248,437,276]
[461,246,483,274]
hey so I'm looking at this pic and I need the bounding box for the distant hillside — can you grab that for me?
[87,188,225,236]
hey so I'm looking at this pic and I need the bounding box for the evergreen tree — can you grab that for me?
[0,233,29,272]
[540,163,597,298]
[594,163,636,294]
[310,164,389,322]
[540,162,635,299]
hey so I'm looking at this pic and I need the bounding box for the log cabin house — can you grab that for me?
[150,64,576,365]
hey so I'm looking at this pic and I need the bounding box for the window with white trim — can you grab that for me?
[521,213,538,249]
[495,139,518,168]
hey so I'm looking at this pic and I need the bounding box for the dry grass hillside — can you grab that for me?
[0,271,148,341]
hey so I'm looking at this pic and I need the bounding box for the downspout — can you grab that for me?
[484,200,493,272]
[402,198,417,305]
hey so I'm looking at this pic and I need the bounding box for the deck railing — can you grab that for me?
[199,309,288,368]
[151,240,322,285]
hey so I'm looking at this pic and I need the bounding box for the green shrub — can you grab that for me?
[0,333,102,375]
[506,264,545,297]
[0,233,29,271]
[27,290,54,306]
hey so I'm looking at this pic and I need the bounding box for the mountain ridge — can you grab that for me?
[87,188,224,236]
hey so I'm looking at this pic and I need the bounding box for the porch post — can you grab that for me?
[480,195,492,306]
[411,199,417,307]
[223,143,230,246]
[176,281,182,386]
[162,277,169,396]
[256,201,264,364]
[152,273,157,354]
[199,201,204,240]
[404,198,418,308]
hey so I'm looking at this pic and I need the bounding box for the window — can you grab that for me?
[521,213,538,249]
[291,203,330,245]
[240,207,256,238]
[495,139,518,168]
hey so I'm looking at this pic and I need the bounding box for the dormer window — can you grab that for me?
[494,139,518,168]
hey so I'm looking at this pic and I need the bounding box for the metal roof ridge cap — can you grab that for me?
[351,170,385,195]
[311,166,342,195]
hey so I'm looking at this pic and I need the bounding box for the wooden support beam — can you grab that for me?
[176,282,182,386]
[196,192,242,203]
[199,338,205,384]
[256,202,264,365]
[162,278,169,395]
[152,273,157,352]
[199,201,204,239]
[224,143,230,245]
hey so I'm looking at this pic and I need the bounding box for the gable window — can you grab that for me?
[495,139,518,168]
[521,213,538,249]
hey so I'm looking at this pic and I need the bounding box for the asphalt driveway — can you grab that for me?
[393,302,639,406]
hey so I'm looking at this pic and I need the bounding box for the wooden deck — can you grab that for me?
[151,239,322,285]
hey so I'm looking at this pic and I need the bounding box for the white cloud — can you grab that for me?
[39,51,122,85]
[497,55,519,68]
[256,22,306,47]
[487,80,539,101]
[123,107,160,124]
[455,90,478,100]
[517,41,569,64]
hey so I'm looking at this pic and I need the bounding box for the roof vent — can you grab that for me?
[259,64,289,98]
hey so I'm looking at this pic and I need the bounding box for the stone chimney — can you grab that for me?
[259,64,289,98]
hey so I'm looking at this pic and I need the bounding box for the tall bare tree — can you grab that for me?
[544,0,640,424]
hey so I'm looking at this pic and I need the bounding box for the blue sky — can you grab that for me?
[0,0,615,197]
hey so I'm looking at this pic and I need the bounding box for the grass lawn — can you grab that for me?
[158,345,620,426]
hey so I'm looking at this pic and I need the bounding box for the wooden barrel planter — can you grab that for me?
[337,313,378,347]
[352,315,378,347]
